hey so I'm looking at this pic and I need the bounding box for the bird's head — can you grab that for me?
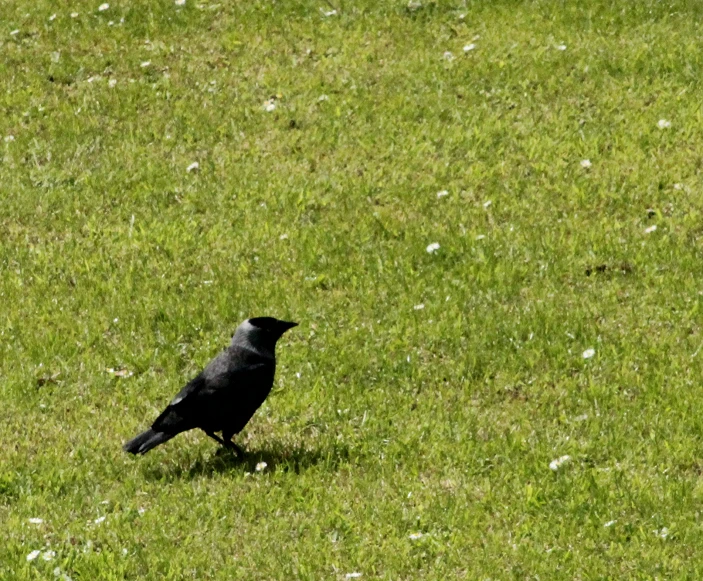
[232,317,298,354]
[247,317,298,337]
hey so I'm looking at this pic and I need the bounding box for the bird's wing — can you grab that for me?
[151,363,269,433]
[168,374,206,406]
[149,374,206,434]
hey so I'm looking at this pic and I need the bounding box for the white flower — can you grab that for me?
[94,516,106,524]
[49,14,57,21]
[442,51,454,61]
[408,532,424,540]
[436,190,449,198]
[483,200,492,208]
[175,0,186,5]
[140,61,151,67]
[582,348,595,359]
[463,43,476,52]
[549,455,571,471]
[279,233,289,240]
[657,119,671,129]
[673,183,683,190]
[580,159,592,169]
[345,574,362,579]
[413,304,425,310]
[426,242,440,254]
[29,518,44,524]
[106,367,132,378]
[42,550,56,561]
[476,234,485,240]
[5,135,15,142]
[574,413,588,422]
[27,550,41,561]
[10,29,19,36]
[98,3,109,11]
[108,78,117,88]
[654,527,669,539]
[71,12,79,18]
[186,161,199,172]
[604,520,616,527]
[556,44,567,50]
[407,1,422,10]
[54,568,73,581]
[138,507,146,515]
[51,51,61,63]
[644,225,657,234]
[318,94,329,102]
[263,99,276,112]
[255,461,267,472]
[321,9,337,16]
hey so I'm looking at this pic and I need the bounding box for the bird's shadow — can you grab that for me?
[142,441,350,482]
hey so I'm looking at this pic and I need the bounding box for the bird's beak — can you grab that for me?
[280,321,299,331]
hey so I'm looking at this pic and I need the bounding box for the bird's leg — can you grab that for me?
[205,431,244,457]
[226,441,245,457]
[222,431,245,457]
[204,431,227,447]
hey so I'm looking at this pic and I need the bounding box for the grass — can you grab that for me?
[2,0,703,577]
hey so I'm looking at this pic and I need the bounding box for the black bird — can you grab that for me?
[123,317,298,455]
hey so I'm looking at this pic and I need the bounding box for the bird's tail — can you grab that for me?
[123,428,173,455]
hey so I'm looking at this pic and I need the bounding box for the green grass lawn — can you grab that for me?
[3,0,703,577]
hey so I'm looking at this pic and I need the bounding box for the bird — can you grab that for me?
[123,317,298,456]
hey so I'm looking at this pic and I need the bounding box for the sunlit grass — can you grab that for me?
[2,0,703,578]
